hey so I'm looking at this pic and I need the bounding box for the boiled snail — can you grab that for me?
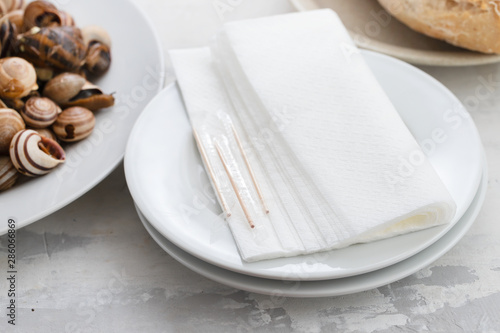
[82,25,111,76]
[43,72,86,104]
[0,57,37,99]
[53,106,95,142]
[9,129,65,176]
[22,1,74,32]
[17,25,87,72]
[44,72,114,111]
[21,96,61,128]
[0,1,114,192]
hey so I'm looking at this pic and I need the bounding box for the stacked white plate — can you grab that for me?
[124,50,487,297]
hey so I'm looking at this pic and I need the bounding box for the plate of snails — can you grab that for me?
[0,0,165,234]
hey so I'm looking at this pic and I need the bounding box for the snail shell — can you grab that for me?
[22,0,68,31]
[21,96,61,128]
[17,26,87,72]
[0,19,17,58]
[53,106,95,142]
[0,57,38,99]
[44,73,114,111]
[85,42,111,76]
[82,26,111,76]
[31,127,57,141]
[0,155,18,191]
[43,72,86,104]
[0,108,25,154]
[9,129,65,176]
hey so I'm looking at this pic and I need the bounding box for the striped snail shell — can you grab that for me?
[17,26,87,72]
[0,57,38,99]
[31,127,57,141]
[0,108,25,154]
[0,155,18,191]
[53,106,95,142]
[21,96,61,128]
[9,129,65,177]
[44,73,115,111]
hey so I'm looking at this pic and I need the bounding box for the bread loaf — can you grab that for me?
[377,0,500,54]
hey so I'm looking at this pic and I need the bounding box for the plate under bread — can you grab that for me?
[125,50,484,281]
[290,0,500,66]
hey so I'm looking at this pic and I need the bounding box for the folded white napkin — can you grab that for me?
[170,9,457,262]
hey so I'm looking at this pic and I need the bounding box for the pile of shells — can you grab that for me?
[0,0,114,192]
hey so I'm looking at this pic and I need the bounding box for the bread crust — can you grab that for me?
[378,0,500,54]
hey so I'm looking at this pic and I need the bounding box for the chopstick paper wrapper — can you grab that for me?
[170,9,457,262]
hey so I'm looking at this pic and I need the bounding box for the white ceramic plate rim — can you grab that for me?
[125,49,483,281]
[289,0,500,66]
[136,161,487,297]
[0,0,165,235]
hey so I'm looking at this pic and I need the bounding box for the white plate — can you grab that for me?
[125,50,483,281]
[289,0,500,66]
[0,0,164,234]
[136,165,487,297]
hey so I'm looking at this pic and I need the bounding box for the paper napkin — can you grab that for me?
[170,9,457,262]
